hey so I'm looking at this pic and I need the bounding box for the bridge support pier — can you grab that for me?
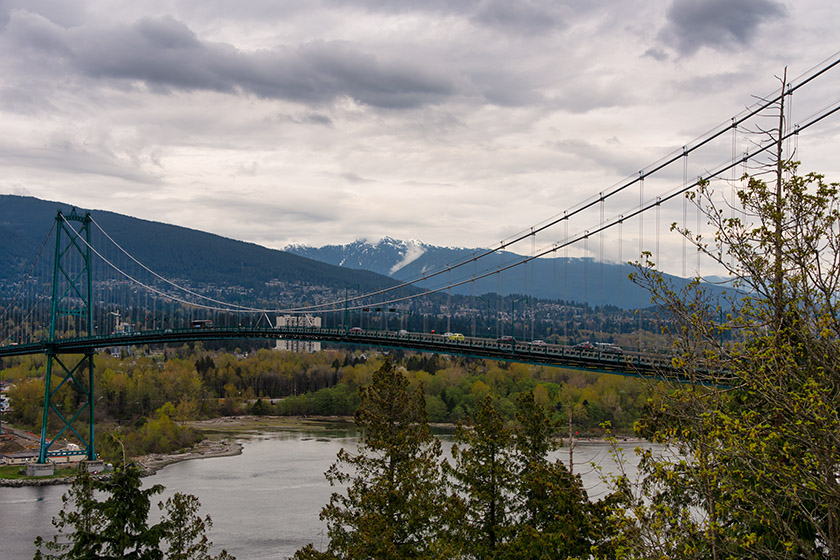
[26,462,55,477]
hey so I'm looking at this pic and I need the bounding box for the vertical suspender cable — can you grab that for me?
[584,233,589,338]
[697,175,702,275]
[618,216,623,313]
[563,213,568,344]
[553,248,557,340]
[639,172,644,351]
[599,195,604,343]
[472,256,476,338]
[655,197,661,346]
[683,148,688,278]
[786,81,794,177]
[731,118,737,270]
[531,228,535,341]
[655,197,660,267]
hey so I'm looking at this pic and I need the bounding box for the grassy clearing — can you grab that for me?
[0,464,80,480]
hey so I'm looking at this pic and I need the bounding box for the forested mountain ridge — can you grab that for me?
[0,195,401,301]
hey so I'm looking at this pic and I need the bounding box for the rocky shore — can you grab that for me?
[137,438,243,476]
[0,438,242,487]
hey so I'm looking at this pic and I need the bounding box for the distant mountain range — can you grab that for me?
[285,237,706,309]
[0,195,715,311]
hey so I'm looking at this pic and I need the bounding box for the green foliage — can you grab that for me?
[34,464,233,560]
[7,377,45,427]
[299,359,448,559]
[505,391,595,559]
[160,493,234,560]
[446,395,517,559]
[610,161,840,559]
[299,385,617,559]
[35,464,165,559]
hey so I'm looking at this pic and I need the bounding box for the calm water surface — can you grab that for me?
[0,429,652,560]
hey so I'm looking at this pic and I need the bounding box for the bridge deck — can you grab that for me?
[0,326,693,380]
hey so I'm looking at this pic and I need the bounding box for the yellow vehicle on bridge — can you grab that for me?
[444,332,465,342]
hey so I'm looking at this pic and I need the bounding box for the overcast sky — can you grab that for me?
[1,0,839,269]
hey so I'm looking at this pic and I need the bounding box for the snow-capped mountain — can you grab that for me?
[286,237,432,278]
[284,237,684,309]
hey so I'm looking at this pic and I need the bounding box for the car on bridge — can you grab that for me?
[596,342,623,353]
[496,335,516,344]
[574,341,595,350]
[444,332,465,341]
[348,327,364,334]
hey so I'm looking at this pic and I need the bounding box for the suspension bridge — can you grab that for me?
[2,54,840,469]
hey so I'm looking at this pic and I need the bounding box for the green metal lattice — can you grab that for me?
[38,209,96,463]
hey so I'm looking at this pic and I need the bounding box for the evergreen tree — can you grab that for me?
[35,463,166,560]
[34,469,103,560]
[294,359,449,560]
[160,493,234,560]
[446,395,517,560]
[34,464,233,560]
[506,390,594,559]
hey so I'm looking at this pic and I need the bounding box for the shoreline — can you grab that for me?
[1,415,641,486]
[0,439,245,487]
[137,437,245,476]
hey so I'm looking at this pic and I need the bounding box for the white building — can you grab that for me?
[275,315,322,353]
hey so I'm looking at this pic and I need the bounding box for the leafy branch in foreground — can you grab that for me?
[613,143,840,560]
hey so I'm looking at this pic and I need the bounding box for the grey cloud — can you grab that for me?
[0,0,87,28]
[660,0,786,56]
[340,172,376,184]
[338,0,572,36]
[133,15,201,49]
[479,72,547,107]
[472,0,569,35]
[4,9,71,55]
[5,13,457,109]
[275,111,335,126]
[0,139,161,184]
[550,80,636,114]
[643,47,669,62]
[671,71,753,96]
[179,193,344,241]
[548,138,647,176]
[301,113,333,126]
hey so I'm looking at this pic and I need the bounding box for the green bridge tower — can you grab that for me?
[35,209,97,469]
